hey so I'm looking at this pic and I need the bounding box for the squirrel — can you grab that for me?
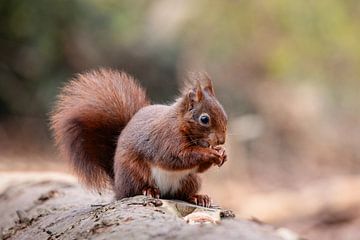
[50,69,228,207]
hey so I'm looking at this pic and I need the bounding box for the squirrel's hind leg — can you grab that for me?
[174,174,211,207]
[113,157,152,200]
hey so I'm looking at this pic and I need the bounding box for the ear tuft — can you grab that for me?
[202,73,215,96]
[187,83,203,105]
[180,81,202,112]
[194,79,203,101]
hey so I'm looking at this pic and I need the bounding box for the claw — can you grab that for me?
[189,194,212,208]
[142,186,160,199]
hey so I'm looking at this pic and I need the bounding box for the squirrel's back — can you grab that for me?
[50,69,149,189]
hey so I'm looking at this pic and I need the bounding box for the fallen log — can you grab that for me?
[0,172,299,240]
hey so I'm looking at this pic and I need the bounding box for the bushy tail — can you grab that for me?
[50,69,149,190]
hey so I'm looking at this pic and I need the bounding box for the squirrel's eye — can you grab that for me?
[199,113,210,126]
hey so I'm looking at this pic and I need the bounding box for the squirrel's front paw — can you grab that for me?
[142,186,160,198]
[212,146,227,167]
[188,194,212,208]
[207,146,227,167]
[204,148,222,166]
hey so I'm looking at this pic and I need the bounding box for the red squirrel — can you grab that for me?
[51,69,228,207]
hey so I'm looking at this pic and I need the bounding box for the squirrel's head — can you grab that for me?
[178,73,228,148]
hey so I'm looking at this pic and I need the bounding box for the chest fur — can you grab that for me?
[150,166,196,195]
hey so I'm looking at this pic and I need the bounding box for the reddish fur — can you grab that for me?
[51,69,149,189]
[174,174,201,200]
[50,68,228,204]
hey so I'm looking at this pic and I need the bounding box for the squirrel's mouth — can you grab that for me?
[197,139,210,148]
[188,136,210,148]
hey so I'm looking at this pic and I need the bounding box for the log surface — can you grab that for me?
[0,172,293,240]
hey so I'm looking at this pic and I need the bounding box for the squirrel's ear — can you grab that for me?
[203,75,215,96]
[184,81,203,110]
[189,80,203,102]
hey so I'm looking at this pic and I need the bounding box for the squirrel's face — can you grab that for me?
[180,77,228,148]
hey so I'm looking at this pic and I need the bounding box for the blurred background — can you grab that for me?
[1,0,360,239]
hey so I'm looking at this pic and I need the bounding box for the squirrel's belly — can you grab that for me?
[151,166,197,195]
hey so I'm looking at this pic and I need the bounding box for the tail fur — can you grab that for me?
[50,69,149,189]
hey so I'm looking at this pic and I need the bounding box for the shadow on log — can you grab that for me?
[0,172,300,240]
